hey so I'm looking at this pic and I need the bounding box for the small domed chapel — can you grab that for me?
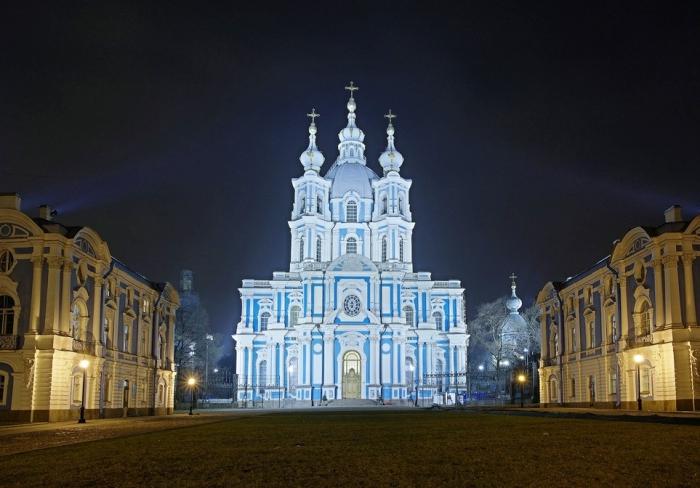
[233,83,469,403]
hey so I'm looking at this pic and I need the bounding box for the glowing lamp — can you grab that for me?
[187,377,196,386]
[517,374,526,383]
[79,359,89,369]
[633,354,644,364]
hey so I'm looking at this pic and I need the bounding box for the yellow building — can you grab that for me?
[538,205,699,411]
[0,193,179,421]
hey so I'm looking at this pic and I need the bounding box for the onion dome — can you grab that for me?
[299,108,325,173]
[336,81,367,165]
[378,109,404,175]
[506,273,523,314]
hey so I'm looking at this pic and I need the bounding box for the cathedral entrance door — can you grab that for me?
[342,351,361,399]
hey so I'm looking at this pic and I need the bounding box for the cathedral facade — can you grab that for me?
[0,194,179,421]
[537,206,700,411]
[233,85,468,404]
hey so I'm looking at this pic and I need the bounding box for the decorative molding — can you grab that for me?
[0,223,30,239]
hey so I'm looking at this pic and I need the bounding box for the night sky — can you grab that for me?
[2,3,699,341]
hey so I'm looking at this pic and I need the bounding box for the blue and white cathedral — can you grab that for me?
[234,83,468,403]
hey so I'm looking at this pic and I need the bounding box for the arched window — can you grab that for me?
[316,237,322,262]
[433,311,443,331]
[346,201,357,223]
[382,195,388,214]
[638,300,651,336]
[346,237,357,254]
[0,295,15,335]
[299,237,305,262]
[399,238,404,262]
[403,305,414,327]
[289,305,300,328]
[381,237,388,262]
[259,312,270,332]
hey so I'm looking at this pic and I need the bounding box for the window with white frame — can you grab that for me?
[381,195,388,214]
[346,237,357,254]
[549,377,558,402]
[259,360,267,392]
[317,195,323,214]
[570,376,576,398]
[398,196,404,215]
[300,195,306,214]
[346,201,357,222]
[403,306,414,327]
[299,237,304,262]
[289,305,300,327]
[399,238,404,262]
[587,318,595,348]
[0,295,15,335]
[381,237,387,262]
[72,373,83,405]
[260,312,270,332]
[123,324,130,352]
[433,311,443,331]
[640,366,652,395]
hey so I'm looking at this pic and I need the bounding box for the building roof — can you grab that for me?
[325,161,379,198]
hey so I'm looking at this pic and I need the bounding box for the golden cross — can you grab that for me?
[344,81,359,96]
[306,108,320,122]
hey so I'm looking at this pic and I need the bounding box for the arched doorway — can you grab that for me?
[342,351,361,399]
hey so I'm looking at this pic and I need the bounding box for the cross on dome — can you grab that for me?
[384,109,396,123]
[344,81,359,97]
[379,108,403,174]
[510,273,518,286]
[307,108,320,123]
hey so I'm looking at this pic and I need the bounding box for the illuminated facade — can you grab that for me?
[233,84,468,403]
[0,194,179,421]
[537,206,700,411]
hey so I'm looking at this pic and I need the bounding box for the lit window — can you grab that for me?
[403,306,414,327]
[260,312,270,332]
[0,250,14,274]
[0,295,15,335]
[346,201,357,222]
[381,237,387,262]
[346,238,357,254]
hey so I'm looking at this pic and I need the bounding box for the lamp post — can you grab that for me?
[517,373,526,408]
[633,354,644,411]
[187,377,196,415]
[78,359,89,424]
[205,334,213,402]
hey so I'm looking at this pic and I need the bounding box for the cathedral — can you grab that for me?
[233,84,468,404]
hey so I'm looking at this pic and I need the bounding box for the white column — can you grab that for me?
[60,259,73,334]
[663,255,682,327]
[682,254,697,326]
[323,335,333,386]
[247,346,253,384]
[29,255,42,333]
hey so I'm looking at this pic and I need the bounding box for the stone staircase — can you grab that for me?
[326,399,378,408]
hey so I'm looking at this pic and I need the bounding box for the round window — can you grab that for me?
[343,295,361,317]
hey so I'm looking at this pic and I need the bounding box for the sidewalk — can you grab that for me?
[0,412,247,457]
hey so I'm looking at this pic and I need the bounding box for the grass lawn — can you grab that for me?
[4,410,700,487]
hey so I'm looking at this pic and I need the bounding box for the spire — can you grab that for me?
[379,109,404,175]
[299,108,325,173]
[506,272,523,314]
[336,81,366,165]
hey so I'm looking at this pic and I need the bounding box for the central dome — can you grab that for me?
[325,162,379,198]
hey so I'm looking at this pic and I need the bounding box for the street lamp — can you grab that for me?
[633,354,644,411]
[517,374,526,408]
[478,364,484,372]
[78,359,89,424]
[187,377,196,415]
